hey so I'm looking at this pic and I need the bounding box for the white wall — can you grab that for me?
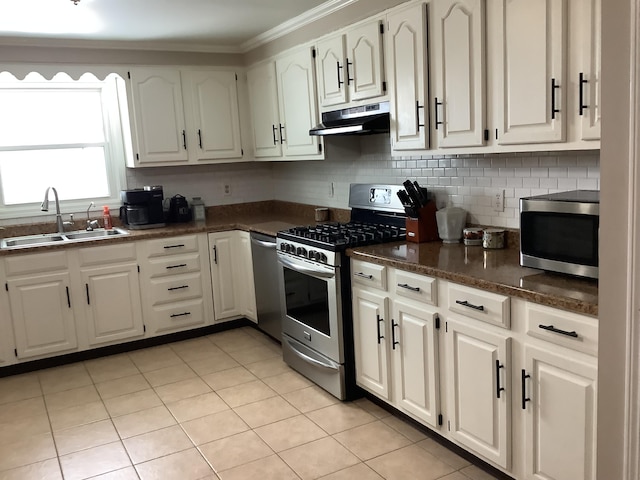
[273,135,600,228]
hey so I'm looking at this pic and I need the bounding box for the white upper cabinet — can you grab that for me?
[247,62,283,159]
[182,70,243,161]
[386,2,430,151]
[275,46,323,159]
[129,68,189,165]
[128,67,243,167]
[576,0,601,141]
[491,0,567,145]
[316,18,385,110]
[317,35,348,108]
[431,0,486,148]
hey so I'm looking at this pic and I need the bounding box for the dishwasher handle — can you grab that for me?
[251,237,277,249]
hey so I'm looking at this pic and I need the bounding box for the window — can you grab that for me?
[0,71,128,220]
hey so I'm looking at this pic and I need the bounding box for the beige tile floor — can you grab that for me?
[0,327,501,480]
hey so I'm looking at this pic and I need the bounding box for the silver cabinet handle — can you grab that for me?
[355,272,373,280]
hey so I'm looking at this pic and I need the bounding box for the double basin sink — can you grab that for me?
[0,227,129,249]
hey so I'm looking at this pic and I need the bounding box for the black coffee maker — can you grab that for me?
[120,186,166,229]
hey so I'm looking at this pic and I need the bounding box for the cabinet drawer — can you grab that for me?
[78,243,137,266]
[352,260,387,290]
[525,303,598,356]
[145,235,199,257]
[146,253,202,278]
[447,283,510,329]
[393,269,437,306]
[148,273,203,305]
[5,251,68,276]
[149,298,206,334]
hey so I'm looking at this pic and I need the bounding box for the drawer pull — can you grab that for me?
[166,264,187,270]
[163,244,185,249]
[398,283,420,292]
[168,285,189,291]
[496,360,505,399]
[538,324,579,338]
[521,369,531,410]
[376,314,384,344]
[170,312,191,318]
[456,300,485,312]
[355,272,373,280]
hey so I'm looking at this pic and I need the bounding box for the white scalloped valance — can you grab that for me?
[0,63,129,81]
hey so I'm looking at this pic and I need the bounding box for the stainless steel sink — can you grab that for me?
[1,227,129,249]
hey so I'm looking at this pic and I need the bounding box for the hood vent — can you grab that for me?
[309,101,390,136]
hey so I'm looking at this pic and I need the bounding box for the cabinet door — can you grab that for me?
[184,70,243,161]
[347,19,385,102]
[237,231,257,322]
[387,3,429,151]
[392,299,440,428]
[129,68,188,164]
[247,62,282,158]
[577,0,601,141]
[432,0,485,148]
[80,263,144,346]
[352,287,390,400]
[317,35,347,108]
[209,231,242,320]
[445,318,511,468]
[276,47,323,158]
[8,272,77,359]
[522,345,597,480]
[493,0,566,145]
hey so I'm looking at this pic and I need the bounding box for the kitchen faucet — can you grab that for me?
[41,187,73,233]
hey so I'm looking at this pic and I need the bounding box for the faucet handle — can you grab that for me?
[63,214,75,229]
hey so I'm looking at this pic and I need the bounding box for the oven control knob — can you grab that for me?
[307,250,315,259]
[280,243,286,251]
[297,247,307,257]
[285,243,292,253]
[319,253,327,263]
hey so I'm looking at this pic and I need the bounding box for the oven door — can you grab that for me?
[277,253,344,363]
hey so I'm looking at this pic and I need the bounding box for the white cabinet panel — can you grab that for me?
[446,317,511,468]
[8,272,77,359]
[432,0,486,148]
[247,62,283,158]
[347,20,385,102]
[184,70,243,160]
[577,0,601,141]
[392,299,440,428]
[353,287,390,400]
[523,345,597,480]
[276,47,322,158]
[493,0,566,145]
[317,35,348,108]
[129,68,188,164]
[80,263,144,346]
[387,3,429,151]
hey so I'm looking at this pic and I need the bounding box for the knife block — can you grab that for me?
[406,201,439,243]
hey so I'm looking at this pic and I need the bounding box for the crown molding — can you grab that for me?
[240,0,358,53]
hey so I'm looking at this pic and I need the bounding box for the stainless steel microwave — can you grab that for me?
[520,190,599,279]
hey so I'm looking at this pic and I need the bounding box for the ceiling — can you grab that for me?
[0,0,349,52]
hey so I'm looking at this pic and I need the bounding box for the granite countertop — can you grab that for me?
[347,241,598,317]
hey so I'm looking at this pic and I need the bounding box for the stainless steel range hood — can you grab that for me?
[309,101,390,136]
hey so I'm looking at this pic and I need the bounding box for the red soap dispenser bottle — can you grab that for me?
[103,206,113,230]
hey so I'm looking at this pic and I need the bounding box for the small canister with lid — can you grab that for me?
[463,228,484,246]
[482,228,506,249]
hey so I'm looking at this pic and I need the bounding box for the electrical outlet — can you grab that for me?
[494,189,505,212]
[223,184,231,196]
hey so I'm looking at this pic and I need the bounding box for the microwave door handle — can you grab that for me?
[277,256,335,279]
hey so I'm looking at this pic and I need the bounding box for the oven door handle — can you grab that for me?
[251,237,277,249]
[285,338,340,371]
[278,256,335,279]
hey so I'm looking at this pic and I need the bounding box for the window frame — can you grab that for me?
[0,71,129,221]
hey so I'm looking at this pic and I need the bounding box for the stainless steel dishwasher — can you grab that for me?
[250,232,283,341]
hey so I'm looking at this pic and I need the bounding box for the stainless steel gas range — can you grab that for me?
[276,184,407,400]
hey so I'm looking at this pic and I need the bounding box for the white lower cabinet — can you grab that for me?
[138,233,214,335]
[208,230,257,323]
[444,317,512,469]
[352,262,442,429]
[4,251,78,360]
[352,260,598,479]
